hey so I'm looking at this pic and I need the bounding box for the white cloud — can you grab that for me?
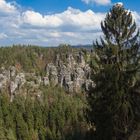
[22,7,105,31]
[0,33,7,39]
[18,7,105,45]
[0,0,17,14]
[82,0,111,5]
[132,11,140,27]
[22,10,63,27]
[0,0,139,46]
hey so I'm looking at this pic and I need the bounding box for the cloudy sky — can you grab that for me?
[0,0,140,46]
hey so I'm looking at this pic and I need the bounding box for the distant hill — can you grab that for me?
[72,44,93,50]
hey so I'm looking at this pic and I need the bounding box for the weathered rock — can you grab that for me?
[0,67,41,101]
[10,73,26,94]
[43,76,50,86]
[85,79,95,91]
[45,52,94,93]
[65,81,74,93]
[77,52,86,67]
[84,65,91,79]
[66,54,76,68]
[10,66,16,77]
[73,78,84,92]
[0,52,94,98]
[0,74,7,88]
[10,81,18,94]
[2,69,10,80]
[15,73,26,86]
[75,67,85,79]
[46,63,58,86]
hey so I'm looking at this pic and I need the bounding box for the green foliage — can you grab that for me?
[88,4,140,140]
[0,86,88,140]
[0,44,80,74]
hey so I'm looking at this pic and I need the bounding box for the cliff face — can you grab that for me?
[45,53,95,93]
[0,52,95,100]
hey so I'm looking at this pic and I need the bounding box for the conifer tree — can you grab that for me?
[88,3,140,140]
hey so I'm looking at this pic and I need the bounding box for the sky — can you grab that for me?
[0,0,140,46]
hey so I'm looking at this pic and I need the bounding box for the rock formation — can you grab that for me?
[45,52,95,93]
[0,51,95,99]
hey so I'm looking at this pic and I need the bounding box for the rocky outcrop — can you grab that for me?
[46,63,58,86]
[10,73,26,94]
[0,67,41,101]
[0,51,95,99]
[45,52,95,93]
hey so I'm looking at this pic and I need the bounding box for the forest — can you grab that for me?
[0,3,140,140]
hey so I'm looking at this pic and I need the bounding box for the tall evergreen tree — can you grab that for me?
[88,3,140,140]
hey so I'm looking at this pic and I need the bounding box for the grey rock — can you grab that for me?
[10,81,18,94]
[66,54,76,68]
[15,73,26,86]
[10,73,26,94]
[65,81,74,93]
[75,67,85,79]
[45,53,94,93]
[0,74,7,87]
[46,63,58,86]
[84,65,91,79]
[77,52,86,67]
[10,66,16,77]
[85,79,95,91]
[0,51,94,98]
[43,76,50,86]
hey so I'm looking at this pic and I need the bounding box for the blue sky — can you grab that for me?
[12,0,140,13]
[0,0,140,46]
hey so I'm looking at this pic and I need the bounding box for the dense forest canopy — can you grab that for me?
[0,45,88,72]
[0,3,140,140]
